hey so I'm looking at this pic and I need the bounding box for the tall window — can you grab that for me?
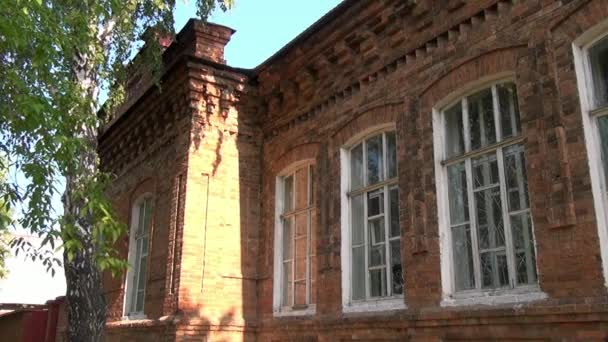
[586,36,608,196]
[347,131,402,301]
[574,24,608,285]
[124,196,152,317]
[440,82,537,294]
[274,164,316,314]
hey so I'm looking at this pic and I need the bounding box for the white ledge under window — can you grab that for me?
[343,297,407,314]
[121,313,147,321]
[441,286,547,307]
[273,304,316,317]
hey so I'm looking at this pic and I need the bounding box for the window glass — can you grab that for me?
[387,132,397,178]
[442,83,537,293]
[590,36,608,109]
[127,197,152,315]
[278,165,316,310]
[498,83,521,139]
[445,103,465,158]
[366,134,384,185]
[348,130,402,302]
[351,144,364,190]
[468,88,496,150]
[598,116,608,189]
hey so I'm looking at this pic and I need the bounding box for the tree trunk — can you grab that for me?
[63,237,106,342]
[61,47,108,341]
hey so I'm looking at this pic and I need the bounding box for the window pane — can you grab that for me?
[447,162,469,225]
[282,217,292,261]
[389,187,400,238]
[295,213,307,238]
[135,290,144,313]
[367,189,384,217]
[475,187,504,251]
[294,280,307,305]
[310,255,317,303]
[597,116,608,188]
[387,132,397,178]
[137,255,147,292]
[369,217,385,245]
[366,135,384,185]
[141,236,148,255]
[137,201,146,236]
[351,144,364,190]
[368,218,385,268]
[590,36,608,109]
[452,224,475,290]
[369,269,387,297]
[511,212,537,285]
[498,83,521,139]
[284,175,293,212]
[503,144,530,211]
[390,240,403,295]
[282,261,292,306]
[295,167,309,210]
[295,238,307,279]
[480,251,509,288]
[352,246,365,300]
[468,88,496,150]
[445,103,465,157]
[309,166,314,205]
[472,153,499,189]
[143,198,152,235]
[352,195,364,245]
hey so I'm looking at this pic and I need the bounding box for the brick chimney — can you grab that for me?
[179,19,235,64]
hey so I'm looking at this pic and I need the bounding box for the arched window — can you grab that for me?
[124,195,153,317]
[433,78,544,306]
[573,18,608,285]
[340,127,404,312]
[273,162,316,316]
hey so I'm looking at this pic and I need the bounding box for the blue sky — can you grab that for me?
[174,0,343,68]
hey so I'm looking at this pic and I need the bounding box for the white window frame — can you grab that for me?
[122,194,153,319]
[432,74,546,306]
[340,124,406,313]
[273,160,316,317]
[573,17,608,288]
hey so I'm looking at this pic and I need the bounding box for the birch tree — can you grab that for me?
[0,0,233,340]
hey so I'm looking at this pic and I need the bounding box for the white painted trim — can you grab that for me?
[441,288,547,307]
[272,160,316,315]
[342,298,406,314]
[123,193,153,318]
[572,17,608,288]
[273,305,317,317]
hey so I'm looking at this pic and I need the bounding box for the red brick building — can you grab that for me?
[99,0,608,340]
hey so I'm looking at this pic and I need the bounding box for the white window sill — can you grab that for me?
[441,287,547,307]
[121,313,147,321]
[273,305,316,317]
[343,297,407,314]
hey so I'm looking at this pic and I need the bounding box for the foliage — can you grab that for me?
[0,0,233,274]
[0,161,10,279]
[1,1,233,339]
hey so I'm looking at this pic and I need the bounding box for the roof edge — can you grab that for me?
[252,0,357,73]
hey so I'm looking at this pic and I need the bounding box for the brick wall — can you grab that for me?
[101,0,608,341]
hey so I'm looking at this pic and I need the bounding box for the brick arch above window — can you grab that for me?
[549,1,608,42]
[332,102,401,148]
[128,178,156,211]
[420,47,524,110]
[270,142,321,175]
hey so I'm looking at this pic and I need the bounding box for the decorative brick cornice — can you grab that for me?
[262,0,519,140]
